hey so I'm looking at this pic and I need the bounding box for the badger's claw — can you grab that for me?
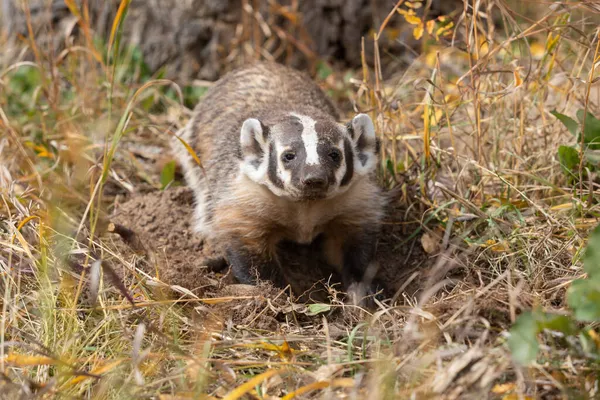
[346,279,385,308]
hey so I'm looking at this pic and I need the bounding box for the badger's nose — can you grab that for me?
[303,176,327,188]
[302,170,328,188]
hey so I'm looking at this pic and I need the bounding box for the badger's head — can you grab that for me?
[239,112,378,201]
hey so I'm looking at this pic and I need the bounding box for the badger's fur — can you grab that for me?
[171,62,386,301]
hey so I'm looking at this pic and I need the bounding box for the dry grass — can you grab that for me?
[1,0,600,399]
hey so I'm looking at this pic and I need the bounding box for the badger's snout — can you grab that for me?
[300,166,329,193]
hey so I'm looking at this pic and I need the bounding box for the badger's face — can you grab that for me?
[239,112,378,201]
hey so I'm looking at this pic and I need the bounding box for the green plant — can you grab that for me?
[553,109,600,181]
[508,223,600,365]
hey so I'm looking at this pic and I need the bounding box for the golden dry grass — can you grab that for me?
[1,0,600,399]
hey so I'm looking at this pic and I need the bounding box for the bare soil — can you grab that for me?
[110,187,226,294]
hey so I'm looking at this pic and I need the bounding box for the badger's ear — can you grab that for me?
[350,113,378,174]
[240,118,270,181]
[240,118,269,161]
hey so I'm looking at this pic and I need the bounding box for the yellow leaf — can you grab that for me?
[281,381,330,400]
[501,395,534,400]
[201,296,254,304]
[444,93,460,105]
[435,22,454,39]
[406,1,423,9]
[172,133,204,170]
[108,0,132,56]
[64,0,81,18]
[398,8,421,25]
[413,23,424,40]
[514,69,523,87]
[425,50,438,68]
[492,382,516,394]
[281,378,355,400]
[422,69,436,163]
[222,369,284,400]
[426,19,435,35]
[545,33,560,53]
[588,329,600,348]
[239,341,295,360]
[67,359,124,386]
[4,353,56,366]
[159,394,217,400]
[37,150,55,159]
[485,239,509,253]
[530,42,545,60]
[16,215,39,231]
[479,39,490,57]
[404,14,422,25]
[550,203,574,211]
[433,107,443,122]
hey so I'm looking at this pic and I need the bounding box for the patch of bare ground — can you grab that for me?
[109,187,224,295]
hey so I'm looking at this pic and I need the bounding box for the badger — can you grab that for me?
[171,61,386,302]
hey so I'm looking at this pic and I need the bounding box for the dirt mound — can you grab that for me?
[109,185,431,303]
[110,187,227,294]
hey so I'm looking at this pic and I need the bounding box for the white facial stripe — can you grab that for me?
[291,113,320,166]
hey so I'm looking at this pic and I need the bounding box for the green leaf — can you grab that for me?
[583,224,600,276]
[386,158,395,176]
[316,61,333,80]
[537,313,577,336]
[565,223,600,322]
[140,93,155,111]
[507,311,539,365]
[567,276,600,322]
[577,110,600,150]
[306,303,331,316]
[183,85,208,109]
[557,145,580,172]
[551,110,578,136]
[160,160,176,190]
[508,310,575,365]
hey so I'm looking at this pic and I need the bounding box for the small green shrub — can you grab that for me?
[553,109,600,182]
[508,223,600,365]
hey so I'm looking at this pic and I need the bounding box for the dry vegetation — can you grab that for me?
[1,0,600,399]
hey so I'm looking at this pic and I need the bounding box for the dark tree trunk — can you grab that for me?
[1,0,462,82]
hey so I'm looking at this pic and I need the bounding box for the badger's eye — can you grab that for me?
[328,150,342,162]
[282,152,296,162]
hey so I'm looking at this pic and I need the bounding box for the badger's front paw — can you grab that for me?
[346,282,367,306]
[346,280,385,307]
